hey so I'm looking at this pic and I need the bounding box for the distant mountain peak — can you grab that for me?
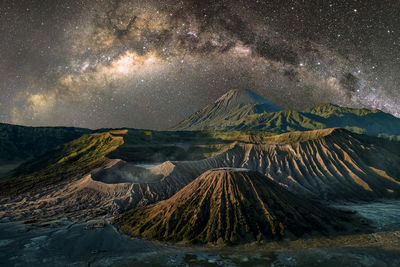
[170,88,283,130]
[171,89,400,137]
[215,89,280,108]
[306,103,382,118]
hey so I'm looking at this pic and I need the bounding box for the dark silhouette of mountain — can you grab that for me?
[0,123,90,164]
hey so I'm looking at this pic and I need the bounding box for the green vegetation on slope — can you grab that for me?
[107,129,277,162]
[3,126,397,199]
[0,123,90,163]
[0,129,279,197]
[174,103,400,139]
[172,103,280,130]
[170,89,283,131]
[0,132,123,197]
[305,103,380,117]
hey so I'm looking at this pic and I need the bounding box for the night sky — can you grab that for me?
[1,0,399,129]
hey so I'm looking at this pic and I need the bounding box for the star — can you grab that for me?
[0,0,398,129]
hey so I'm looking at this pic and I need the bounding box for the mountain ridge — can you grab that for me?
[0,122,91,165]
[170,89,283,130]
[172,89,400,139]
[2,128,400,222]
[214,88,282,108]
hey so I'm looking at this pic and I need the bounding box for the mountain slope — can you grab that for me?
[305,103,400,137]
[172,90,400,139]
[170,89,283,130]
[217,128,400,200]
[106,128,400,204]
[2,128,399,222]
[0,129,268,200]
[0,131,124,197]
[0,123,90,164]
[115,168,367,245]
[221,106,400,138]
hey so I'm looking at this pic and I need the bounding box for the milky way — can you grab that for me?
[1,0,399,129]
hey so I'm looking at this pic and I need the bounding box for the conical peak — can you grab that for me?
[215,89,271,106]
[116,167,366,245]
[192,168,274,196]
[212,89,283,112]
[170,88,283,130]
[200,168,259,182]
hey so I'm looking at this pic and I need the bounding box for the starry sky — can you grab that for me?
[1,0,399,129]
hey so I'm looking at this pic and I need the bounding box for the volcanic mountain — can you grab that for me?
[170,89,283,130]
[172,89,400,139]
[115,168,367,245]
[3,128,400,223]
[93,128,400,205]
[0,123,90,164]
